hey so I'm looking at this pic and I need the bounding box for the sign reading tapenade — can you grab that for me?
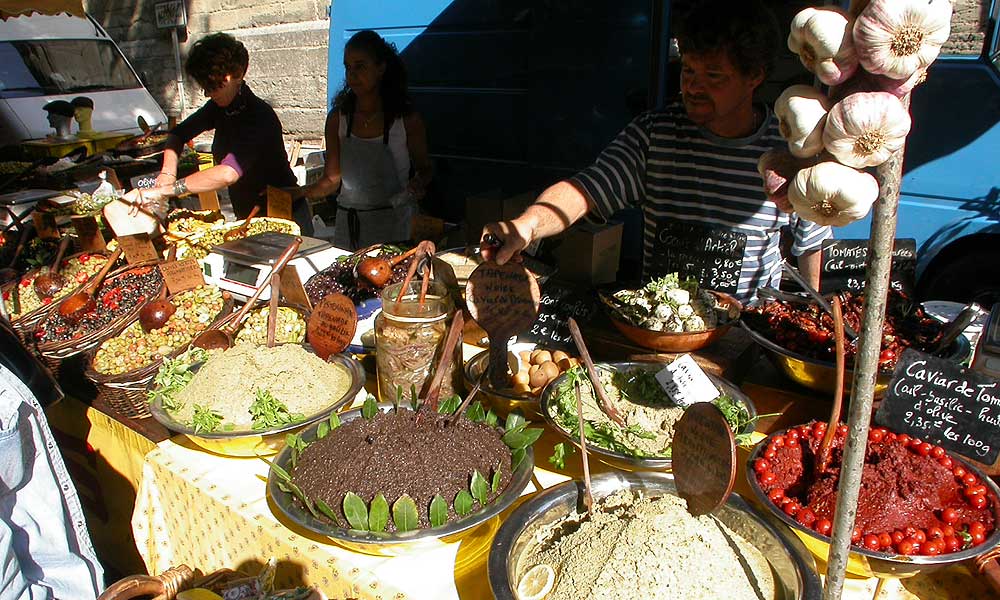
[648,220,745,295]
[307,293,357,360]
[876,348,1000,465]
[819,238,916,294]
[515,282,598,350]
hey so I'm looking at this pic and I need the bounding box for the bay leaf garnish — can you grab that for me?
[454,490,474,516]
[343,492,369,531]
[429,494,448,528]
[392,494,419,532]
[470,469,489,505]
[369,493,389,532]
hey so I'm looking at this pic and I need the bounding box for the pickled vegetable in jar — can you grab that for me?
[375,281,459,403]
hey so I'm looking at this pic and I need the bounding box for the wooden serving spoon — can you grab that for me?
[190,237,301,350]
[266,271,281,347]
[58,247,123,325]
[816,294,846,475]
[421,310,465,412]
[356,244,422,288]
[567,317,626,427]
[575,379,594,518]
[33,236,71,299]
[224,205,261,241]
[0,220,33,285]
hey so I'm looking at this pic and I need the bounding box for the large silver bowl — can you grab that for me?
[488,471,822,599]
[149,349,365,457]
[746,427,1000,578]
[267,401,535,556]
[539,360,756,471]
[742,299,970,397]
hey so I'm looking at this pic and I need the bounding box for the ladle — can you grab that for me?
[138,297,177,333]
[781,260,859,340]
[224,205,261,241]
[356,245,422,288]
[190,237,301,351]
[816,294,846,475]
[32,236,71,299]
[567,317,626,427]
[57,247,123,325]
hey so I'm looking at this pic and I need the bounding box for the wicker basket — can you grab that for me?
[34,262,166,379]
[98,565,248,600]
[84,290,234,419]
[2,251,119,347]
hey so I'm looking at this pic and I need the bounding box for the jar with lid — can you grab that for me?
[375,280,460,403]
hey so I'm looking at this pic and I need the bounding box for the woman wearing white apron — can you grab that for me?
[299,30,433,250]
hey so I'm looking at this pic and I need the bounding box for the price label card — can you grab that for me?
[306,293,358,359]
[32,211,60,240]
[820,238,916,295]
[672,402,736,516]
[279,264,312,310]
[71,215,106,252]
[118,233,159,264]
[655,354,720,407]
[267,186,293,220]
[159,258,205,294]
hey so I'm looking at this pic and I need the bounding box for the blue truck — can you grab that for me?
[327,0,1000,304]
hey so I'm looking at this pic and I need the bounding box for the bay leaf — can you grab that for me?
[470,469,489,505]
[511,447,527,471]
[502,427,543,450]
[329,411,341,430]
[429,494,448,528]
[454,490,474,516]
[343,492,369,531]
[316,499,340,525]
[317,421,330,439]
[491,469,502,493]
[505,412,525,432]
[369,493,389,532]
[392,494,420,532]
[361,394,378,419]
[466,401,486,423]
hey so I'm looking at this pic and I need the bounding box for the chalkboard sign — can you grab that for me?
[130,172,159,190]
[875,348,1000,465]
[819,238,916,294]
[648,220,746,294]
[515,282,599,350]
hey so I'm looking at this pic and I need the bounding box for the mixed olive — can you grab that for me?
[36,266,164,343]
[177,218,298,260]
[3,253,110,319]
[234,306,307,346]
[93,285,227,375]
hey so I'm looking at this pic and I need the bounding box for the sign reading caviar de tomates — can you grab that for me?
[876,348,1000,465]
[819,238,916,295]
[648,220,745,295]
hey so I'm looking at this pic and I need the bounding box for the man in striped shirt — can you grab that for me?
[483,0,832,302]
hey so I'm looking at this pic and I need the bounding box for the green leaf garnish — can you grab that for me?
[410,384,419,410]
[466,401,486,423]
[392,494,419,532]
[491,469,502,493]
[343,492,369,531]
[438,394,462,415]
[191,404,223,433]
[249,388,298,430]
[316,499,340,525]
[329,411,341,430]
[429,494,448,528]
[503,427,543,450]
[454,490,474,516]
[369,493,389,532]
[317,421,330,439]
[261,457,292,483]
[361,394,378,419]
[485,409,498,427]
[470,469,489,505]
[511,447,527,471]
[549,442,574,470]
[505,412,526,432]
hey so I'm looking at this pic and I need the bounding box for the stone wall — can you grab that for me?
[84,0,330,142]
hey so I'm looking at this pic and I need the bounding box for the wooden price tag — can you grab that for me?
[279,264,312,310]
[32,211,60,240]
[306,293,358,359]
[672,402,737,516]
[655,354,721,407]
[159,258,205,294]
[198,190,221,211]
[267,186,293,220]
[71,215,106,252]
[118,233,159,264]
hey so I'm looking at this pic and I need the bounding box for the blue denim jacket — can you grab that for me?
[0,364,103,600]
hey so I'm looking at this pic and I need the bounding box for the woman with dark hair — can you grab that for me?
[298,30,433,250]
[118,33,307,233]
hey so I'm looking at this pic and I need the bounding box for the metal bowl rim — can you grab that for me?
[745,426,1000,566]
[147,347,366,439]
[487,470,822,600]
[266,401,536,545]
[538,360,757,470]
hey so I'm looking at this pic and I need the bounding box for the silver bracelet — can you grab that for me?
[172,178,189,196]
[158,171,177,179]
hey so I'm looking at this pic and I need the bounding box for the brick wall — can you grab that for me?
[84,0,330,142]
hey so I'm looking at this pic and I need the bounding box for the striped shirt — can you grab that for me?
[572,102,832,301]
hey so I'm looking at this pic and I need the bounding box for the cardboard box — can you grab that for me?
[551,221,623,285]
[463,189,539,245]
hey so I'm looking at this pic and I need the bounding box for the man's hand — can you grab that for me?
[123,188,168,220]
[480,219,534,265]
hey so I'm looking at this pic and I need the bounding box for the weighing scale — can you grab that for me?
[202,231,348,302]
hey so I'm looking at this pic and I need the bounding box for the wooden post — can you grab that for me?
[822,94,910,600]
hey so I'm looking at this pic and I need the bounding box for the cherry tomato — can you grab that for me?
[869,429,885,443]
[972,530,986,545]
[879,349,896,364]
[797,508,817,527]
[783,502,801,517]
[910,437,924,448]
[878,532,893,549]
[971,494,988,509]
[965,485,987,498]
[851,528,863,543]
[754,459,770,474]
[905,537,922,554]
[764,449,777,460]
[938,456,953,469]
[815,519,832,536]
[970,522,986,536]
[926,526,944,540]
[896,540,915,555]
[837,424,849,437]
[931,446,946,459]
[953,466,967,479]
[780,496,794,506]
[898,434,911,446]
[912,530,927,543]
[863,534,881,551]
[917,442,933,457]
[759,471,777,486]
[768,488,785,503]
[944,536,962,553]
[884,432,897,443]
[812,422,827,439]
[891,530,906,545]
[787,429,801,442]
[942,525,956,538]
[785,436,800,447]
[771,435,786,448]
[962,473,978,486]
[921,539,943,556]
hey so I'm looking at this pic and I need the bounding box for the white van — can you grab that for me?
[0,12,167,147]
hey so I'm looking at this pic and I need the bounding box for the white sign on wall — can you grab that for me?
[155,1,187,29]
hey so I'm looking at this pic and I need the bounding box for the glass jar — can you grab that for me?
[374,281,460,403]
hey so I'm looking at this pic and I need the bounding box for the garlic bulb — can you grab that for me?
[830,67,927,103]
[823,92,911,169]
[854,0,952,80]
[757,149,815,213]
[788,7,858,86]
[789,162,879,227]
[775,85,830,158]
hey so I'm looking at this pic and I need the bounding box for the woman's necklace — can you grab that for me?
[357,110,381,128]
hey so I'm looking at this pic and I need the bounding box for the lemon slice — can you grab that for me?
[516,563,555,600]
[176,589,224,600]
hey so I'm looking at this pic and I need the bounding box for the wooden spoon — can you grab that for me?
[58,247,123,325]
[567,317,626,427]
[421,311,465,412]
[0,221,33,285]
[466,261,541,390]
[33,236,71,299]
[224,205,261,241]
[190,237,301,350]
[575,379,594,517]
[816,294,846,475]
[356,245,421,288]
[266,271,281,347]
